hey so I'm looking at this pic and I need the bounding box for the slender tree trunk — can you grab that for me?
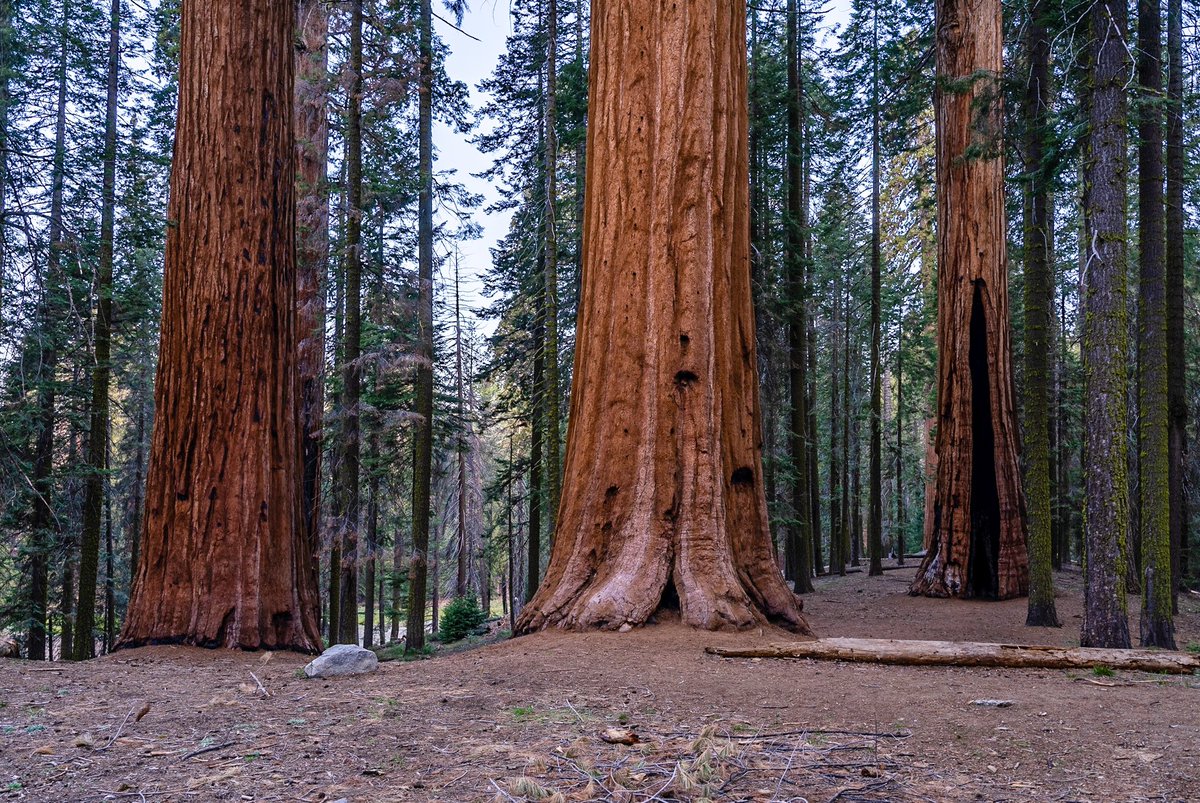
[786,0,813,593]
[406,0,435,652]
[1136,0,1174,648]
[527,313,544,603]
[335,0,364,646]
[117,0,321,652]
[1080,0,1132,649]
[896,325,906,565]
[391,439,406,642]
[0,0,10,332]
[829,300,843,575]
[1022,0,1060,627]
[28,0,71,661]
[296,0,329,638]
[455,258,469,598]
[1058,257,1073,565]
[516,0,809,634]
[127,382,147,588]
[911,0,1029,600]
[364,464,379,649]
[867,0,884,577]
[1164,0,1186,605]
[808,316,822,574]
[103,483,115,653]
[74,0,120,660]
[507,433,517,631]
[543,0,562,540]
[841,289,852,573]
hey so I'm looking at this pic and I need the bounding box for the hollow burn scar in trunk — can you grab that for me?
[967,281,1001,598]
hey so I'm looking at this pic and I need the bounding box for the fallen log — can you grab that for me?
[705,638,1200,675]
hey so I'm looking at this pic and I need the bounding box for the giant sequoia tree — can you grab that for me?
[516,0,809,634]
[911,0,1029,600]
[118,0,322,652]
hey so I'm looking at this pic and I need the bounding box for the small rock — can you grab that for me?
[303,645,379,679]
[969,699,1014,708]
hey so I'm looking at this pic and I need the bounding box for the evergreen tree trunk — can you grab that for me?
[296,0,329,637]
[117,0,321,652]
[527,314,544,603]
[829,298,843,575]
[335,0,364,646]
[1080,0,1132,649]
[364,464,379,649]
[74,0,120,660]
[911,0,1029,600]
[103,488,115,652]
[516,0,809,634]
[841,289,852,573]
[896,327,906,565]
[808,316,822,574]
[1136,0,1174,648]
[543,0,562,540]
[406,0,435,652]
[786,0,814,593]
[1022,0,1060,627]
[455,260,469,597]
[1164,0,1186,603]
[867,0,884,577]
[74,0,120,657]
[0,0,10,332]
[28,0,71,661]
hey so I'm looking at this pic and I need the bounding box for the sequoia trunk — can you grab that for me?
[911,0,1029,600]
[117,0,321,652]
[516,0,809,634]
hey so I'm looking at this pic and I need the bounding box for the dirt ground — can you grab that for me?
[2,564,1199,803]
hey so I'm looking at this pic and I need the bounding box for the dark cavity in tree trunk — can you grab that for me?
[967,283,1000,598]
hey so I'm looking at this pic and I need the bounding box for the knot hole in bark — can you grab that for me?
[968,281,1001,599]
[675,369,699,388]
[731,466,755,487]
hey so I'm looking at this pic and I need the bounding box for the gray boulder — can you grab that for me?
[303,644,379,679]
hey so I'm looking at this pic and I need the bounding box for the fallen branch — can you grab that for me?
[706,638,1200,674]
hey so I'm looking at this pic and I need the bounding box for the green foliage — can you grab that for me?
[437,595,486,643]
[1092,665,1115,677]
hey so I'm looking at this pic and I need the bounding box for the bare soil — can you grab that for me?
[2,565,1198,802]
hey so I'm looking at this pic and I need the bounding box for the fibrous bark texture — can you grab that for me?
[1165,0,1186,600]
[516,0,809,635]
[1080,0,1131,649]
[911,0,1029,600]
[118,0,322,653]
[1136,0,1174,649]
[1021,0,1059,627]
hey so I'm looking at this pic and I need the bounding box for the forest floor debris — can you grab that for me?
[1,566,1198,801]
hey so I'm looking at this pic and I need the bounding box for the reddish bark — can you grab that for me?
[516,0,809,635]
[911,0,1029,600]
[118,0,322,652]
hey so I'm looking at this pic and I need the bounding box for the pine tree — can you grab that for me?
[1080,0,1132,649]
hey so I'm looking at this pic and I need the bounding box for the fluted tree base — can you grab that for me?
[516,0,809,638]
